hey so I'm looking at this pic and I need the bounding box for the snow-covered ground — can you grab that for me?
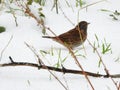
[0,0,120,90]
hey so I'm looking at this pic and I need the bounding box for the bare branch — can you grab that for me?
[0,58,120,78]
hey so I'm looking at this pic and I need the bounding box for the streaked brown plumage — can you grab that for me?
[42,21,89,49]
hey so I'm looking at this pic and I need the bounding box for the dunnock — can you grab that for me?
[42,21,89,49]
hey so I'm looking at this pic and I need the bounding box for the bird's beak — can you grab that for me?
[87,22,90,25]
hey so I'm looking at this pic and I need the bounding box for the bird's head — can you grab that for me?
[77,21,90,31]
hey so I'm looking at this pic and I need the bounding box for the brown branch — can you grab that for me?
[25,4,43,25]
[0,58,120,78]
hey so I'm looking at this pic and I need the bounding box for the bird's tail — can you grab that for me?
[42,36,53,38]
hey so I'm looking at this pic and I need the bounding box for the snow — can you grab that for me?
[0,0,120,90]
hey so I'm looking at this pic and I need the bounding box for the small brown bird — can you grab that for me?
[42,21,89,49]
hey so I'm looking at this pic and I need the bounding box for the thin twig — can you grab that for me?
[68,47,95,90]
[63,76,69,90]
[8,6,18,27]
[25,42,42,66]
[87,39,119,90]
[80,0,107,11]
[111,77,120,90]
[25,43,68,90]
[0,35,13,61]
[59,5,75,26]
